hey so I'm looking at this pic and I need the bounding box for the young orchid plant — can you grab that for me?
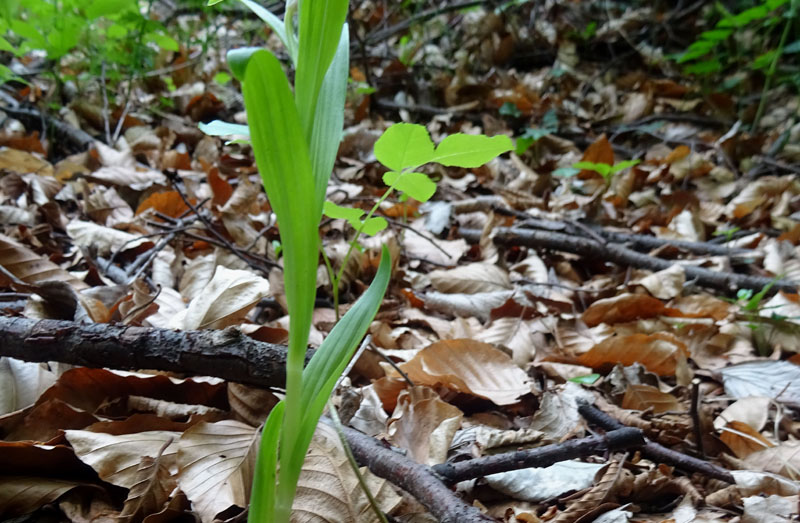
[202,1,512,521]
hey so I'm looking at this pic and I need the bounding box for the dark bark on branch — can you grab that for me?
[461,226,797,295]
[431,427,645,484]
[0,316,307,389]
[578,401,735,483]
[335,422,495,523]
[0,103,95,154]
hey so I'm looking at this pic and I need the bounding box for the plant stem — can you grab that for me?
[752,9,794,131]
[320,245,339,319]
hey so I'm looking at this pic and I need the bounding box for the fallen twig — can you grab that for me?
[461,226,797,295]
[578,400,735,483]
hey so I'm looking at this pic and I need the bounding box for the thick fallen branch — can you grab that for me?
[0,316,299,388]
[461,226,797,295]
[0,95,95,154]
[578,401,735,483]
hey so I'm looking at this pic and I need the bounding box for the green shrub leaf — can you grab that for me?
[383,171,437,202]
[431,133,513,167]
[374,123,435,171]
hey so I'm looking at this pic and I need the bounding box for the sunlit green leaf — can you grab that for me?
[198,120,249,137]
[383,171,437,202]
[569,374,601,385]
[431,133,513,167]
[608,159,640,174]
[323,200,364,222]
[374,123,435,171]
[227,47,261,82]
[360,217,388,236]
[573,161,611,176]
[249,401,284,522]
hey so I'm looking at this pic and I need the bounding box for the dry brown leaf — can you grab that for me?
[635,265,686,300]
[741,494,798,522]
[621,384,683,414]
[0,476,90,518]
[67,220,153,256]
[0,147,53,176]
[388,386,463,465]
[65,430,180,488]
[170,266,270,330]
[135,191,191,219]
[0,233,88,289]
[428,263,511,294]
[394,339,532,406]
[669,294,733,321]
[119,452,177,523]
[578,135,614,179]
[476,317,537,368]
[726,175,795,219]
[720,420,775,459]
[578,333,689,376]
[89,166,166,191]
[743,440,800,479]
[422,290,514,322]
[228,383,280,427]
[176,420,259,523]
[581,293,668,327]
[292,423,402,523]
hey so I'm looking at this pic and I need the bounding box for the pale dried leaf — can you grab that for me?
[0,233,87,289]
[428,263,511,294]
[486,461,604,502]
[176,420,259,523]
[388,386,463,465]
[421,290,514,322]
[65,430,180,488]
[719,361,800,406]
[635,265,685,300]
[621,384,682,414]
[171,266,270,330]
[0,357,57,415]
[395,339,532,405]
[476,317,537,368]
[0,476,88,518]
[741,494,798,522]
[292,423,402,523]
[714,397,772,431]
[67,220,150,256]
[733,470,800,496]
[743,441,800,479]
[529,382,593,441]
[119,453,176,523]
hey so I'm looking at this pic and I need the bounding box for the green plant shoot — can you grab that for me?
[204,1,391,522]
[322,123,513,316]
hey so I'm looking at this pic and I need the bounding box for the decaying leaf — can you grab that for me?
[578,333,689,376]
[292,422,402,523]
[0,233,87,289]
[428,263,511,294]
[119,450,177,523]
[486,461,605,502]
[720,420,775,459]
[582,293,669,327]
[0,476,92,519]
[0,357,57,415]
[719,361,800,406]
[392,339,533,405]
[621,384,682,414]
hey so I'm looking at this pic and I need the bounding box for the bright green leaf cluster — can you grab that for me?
[572,159,640,182]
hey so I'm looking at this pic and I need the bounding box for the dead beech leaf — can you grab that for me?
[0,357,58,415]
[621,384,682,414]
[394,339,532,405]
[578,333,689,376]
[170,266,270,330]
[176,420,259,523]
[726,175,794,219]
[581,293,668,327]
[743,440,800,479]
[742,494,798,522]
[0,233,87,290]
[733,470,800,497]
[720,420,774,459]
[428,263,511,294]
[119,453,176,523]
[476,317,537,368]
[578,135,614,179]
[714,397,772,432]
[719,361,800,405]
[669,294,733,321]
[292,423,402,523]
[635,265,685,300]
[67,220,152,256]
[89,166,166,191]
[64,430,180,488]
[422,290,514,322]
[0,476,90,518]
[388,386,463,465]
[135,191,191,219]
[529,382,593,442]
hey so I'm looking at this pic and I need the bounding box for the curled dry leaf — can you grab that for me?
[713,397,772,432]
[634,265,685,300]
[743,440,800,479]
[528,382,593,441]
[170,266,270,330]
[428,263,511,294]
[421,290,514,322]
[388,386,463,465]
[392,339,533,406]
[0,233,87,290]
[176,420,259,523]
[732,470,800,497]
[578,333,689,376]
[293,422,402,523]
[725,175,795,219]
[621,384,683,414]
[0,357,57,415]
[486,461,605,502]
[119,452,177,523]
[0,476,92,519]
[581,293,669,327]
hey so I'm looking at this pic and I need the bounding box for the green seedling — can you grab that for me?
[515,108,558,155]
[713,226,741,243]
[569,373,601,385]
[572,159,641,184]
[322,122,513,317]
[203,1,391,522]
[499,101,522,118]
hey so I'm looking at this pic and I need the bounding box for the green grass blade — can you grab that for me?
[278,247,392,501]
[242,49,321,521]
[248,401,284,523]
[238,0,288,50]
[295,0,348,138]
[308,26,349,214]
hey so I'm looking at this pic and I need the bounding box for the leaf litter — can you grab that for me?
[1,1,800,522]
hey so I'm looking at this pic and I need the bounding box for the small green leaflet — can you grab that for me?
[569,373,601,385]
[323,201,387,236]
[382,171,436,203]
[374,123,435,171]
[198,120,250,137]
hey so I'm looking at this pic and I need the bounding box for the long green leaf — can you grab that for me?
[295,0,348,139]
[238,0,289,50]
[281,246,392,510]
[308,25,349,214]
[430,134,513,167]
[248,401,284,523]
[242,49,320,521]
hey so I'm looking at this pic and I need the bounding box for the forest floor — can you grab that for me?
[1,1,800,522]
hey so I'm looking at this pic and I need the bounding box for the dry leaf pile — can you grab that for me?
[2,1,800,522]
